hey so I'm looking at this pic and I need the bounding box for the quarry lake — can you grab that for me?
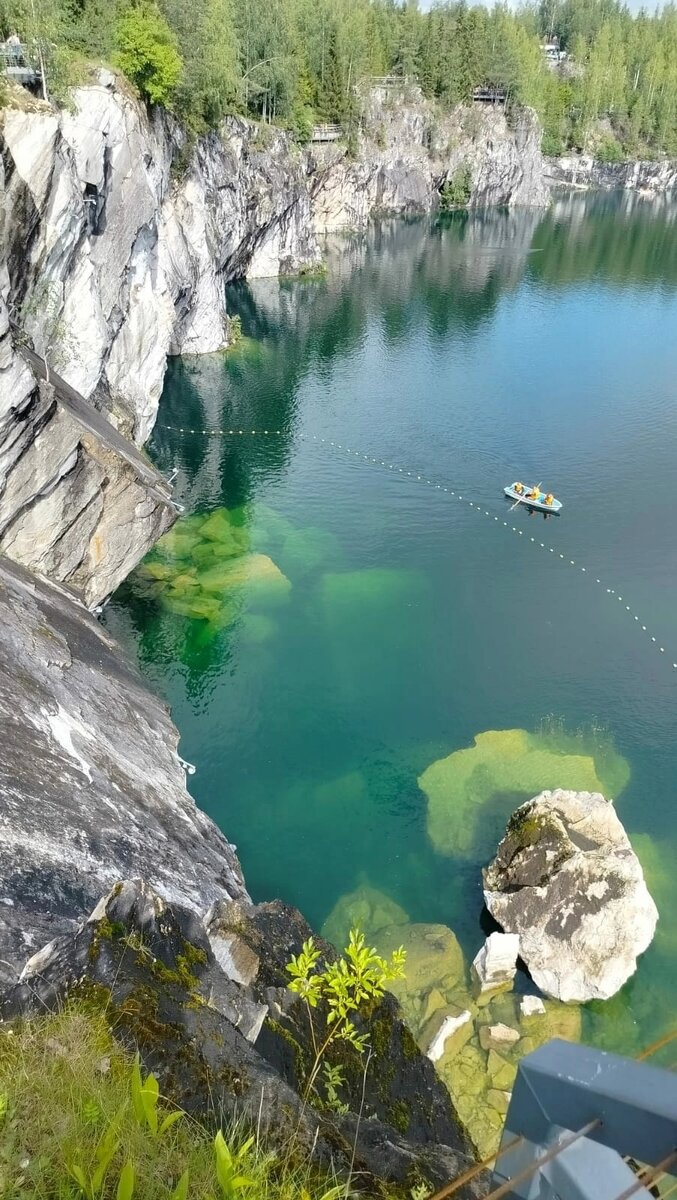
[107,192,677,1070]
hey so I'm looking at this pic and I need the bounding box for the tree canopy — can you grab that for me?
[1,0,675,154]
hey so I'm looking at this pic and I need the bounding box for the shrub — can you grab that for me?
[541,129,565,157]
[113,2,183,108]
[596,135,625,164]
[439,164,473,209]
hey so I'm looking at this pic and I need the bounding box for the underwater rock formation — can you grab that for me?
[135,507,291,627]
[348,914,582,1161]
[321,883,409,950]
[420,727,630,860]
[484,790,658,1003]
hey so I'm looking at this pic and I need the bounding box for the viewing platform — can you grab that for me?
[0,43,42,88]
[473,86,507,104]
[311,123,343,142]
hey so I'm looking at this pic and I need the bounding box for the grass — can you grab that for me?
[0,1005,344,1200]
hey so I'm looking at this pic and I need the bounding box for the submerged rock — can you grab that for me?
[420,727,630,860]
[137,507,291,626]
[520,995,546,1017]
[424,1011,473,1062]
[478,1024,520,1052]
[483,790,658,1002]
[320,884,409,950]
[375,922,468,1030]
[434,989,581,1160]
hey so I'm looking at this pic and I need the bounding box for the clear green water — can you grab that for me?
[107,193,677,1061]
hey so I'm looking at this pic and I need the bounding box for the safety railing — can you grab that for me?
[311,123,343,142]
[429,1035,677,1200]
[0,42,42,86]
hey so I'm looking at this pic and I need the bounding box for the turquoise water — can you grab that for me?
[107,193,677,1058]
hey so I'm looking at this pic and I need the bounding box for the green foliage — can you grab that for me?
[320,1063,348,1115]
[65,1103,126,1199]
[0,1005,347,1199]
[112,1,182,107]
[1,0,675,154]
[286,927,406,1101]
[213,1130,255,1199]
[117,1160,136,1200]
[439,165,473,209]
[596,134,624,163]
[130,1053,184,1137]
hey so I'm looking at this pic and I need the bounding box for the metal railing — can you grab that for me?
[428,1036,677,1200]
[0,42,42,86]
[311,123,343,142]
[472,86,507,104]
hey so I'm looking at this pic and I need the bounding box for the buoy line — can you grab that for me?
[157,424,677,672]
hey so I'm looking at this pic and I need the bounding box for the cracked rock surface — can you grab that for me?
[483,789,658,1002]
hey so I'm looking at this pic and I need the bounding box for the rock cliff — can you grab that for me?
[311,84,550,231]
[0,555,247,987]
[545,153,677,195]
[2,78,548,457]
[0,75,322,445]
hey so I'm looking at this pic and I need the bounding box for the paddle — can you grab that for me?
[510,482,541,511]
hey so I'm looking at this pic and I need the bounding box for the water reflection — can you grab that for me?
[151,194,676,511]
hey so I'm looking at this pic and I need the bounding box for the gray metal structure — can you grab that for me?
[311,123,343,142]
[492,1038,677,1199]
[0,43,42,87]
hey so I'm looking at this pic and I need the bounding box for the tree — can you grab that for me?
[160,0,239,129]
[113,1,182,107]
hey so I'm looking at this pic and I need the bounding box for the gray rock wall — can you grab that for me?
[545,154,677,194]
[0,555,247,986]
[310,88,550,232]
[0,78,323,446]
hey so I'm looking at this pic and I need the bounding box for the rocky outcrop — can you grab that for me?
[0,76,323,446]
[483,789,658,1003]
[471,933,519,998]
[545,154,677,194]
[0,555,247,987]
[310,85,550,231]
[2,79,548,453]
[0,318,177,605]
[0,879,486,1197]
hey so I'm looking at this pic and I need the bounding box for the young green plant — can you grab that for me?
[286,928,406,1105]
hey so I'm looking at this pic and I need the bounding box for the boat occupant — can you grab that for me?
[544,493,554,506]
[527,486,540,500]
[514,481,524,494]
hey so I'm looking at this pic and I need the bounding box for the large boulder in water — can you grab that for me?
[483,790,658,1003]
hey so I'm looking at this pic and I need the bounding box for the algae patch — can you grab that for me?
[135,506,290,629]
[420,727,630,860]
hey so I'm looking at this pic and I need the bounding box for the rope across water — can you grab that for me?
[158,424,677,673]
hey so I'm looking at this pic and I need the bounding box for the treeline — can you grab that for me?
[1,0,675,155]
